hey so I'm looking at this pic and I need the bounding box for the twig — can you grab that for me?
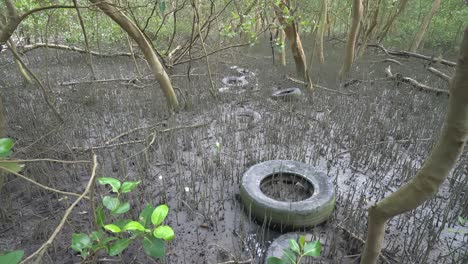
[20,155,98,264]
[105,123,161,144]
[0,166,89,199]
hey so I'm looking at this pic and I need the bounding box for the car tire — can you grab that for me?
[240,160,335,229]
[271,88,302,101]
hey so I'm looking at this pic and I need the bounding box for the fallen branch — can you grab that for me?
[286,75,356,95]
[59,74,208,86]
[20,155,97,264]
[385,66,449,96]
[427,66,451,82]
[335,138,432,158]
[370,58,403,65]
[367,44,456,67]
[72,122,209,151]
[19,43,137,57]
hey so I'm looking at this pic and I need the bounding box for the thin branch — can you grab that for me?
[0,167,89,199]
[20,155,98,264]
[20,43,135,57]
[0,159,90,164]
[7,42,63,122]
[19,5,79,20]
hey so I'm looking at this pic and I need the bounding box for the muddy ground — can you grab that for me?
[0,38,467,264]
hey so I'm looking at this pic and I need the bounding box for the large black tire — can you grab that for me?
[240,160,335,228]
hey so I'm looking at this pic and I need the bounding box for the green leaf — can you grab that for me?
[113,219,132,230]
[0,162,24,173]
[121,181,141,193]
[112,202,130,215]
[288,239,300,254]
[303,240,322,257]
[153,225,174,241]
[0,138,14,157]
[103,196,120,211]
[90,231,105,241]
[109,238,131,256]
[458,216,468,225]
[139,204,155,228]
[0,250,24,264]
[267,256,284,264]
[142,235,165,259]
[299,235,306,249]
[95,206,105,227]
[123,221,145,232]
[282,248,296,264]
[71,233,92,253]
[98,177,121,193]
[104,224,122,233]
[151,204,169,226]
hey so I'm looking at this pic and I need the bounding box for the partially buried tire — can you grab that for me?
[271,88,302,101]
[240,160,335,229]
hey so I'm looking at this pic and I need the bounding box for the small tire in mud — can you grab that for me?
[240,160,335,229]
[271,88,302,101]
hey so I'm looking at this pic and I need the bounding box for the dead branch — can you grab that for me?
[367,44,456,67]
[370,58,402,65]
[20,155,98,264]
[385,66,449,95]
[427,66,451,82]
[19,43,136,57]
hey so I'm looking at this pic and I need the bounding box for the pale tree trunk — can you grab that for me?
[89,0,179,110]
[273,0,308,82]
[360,26,468,264]
[409,0,442,52]
[377,0,408,42]
[279,28,286,66]
[339,0,363,79]
[317,0,328,64]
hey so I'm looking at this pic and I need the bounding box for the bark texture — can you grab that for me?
[340,0,363,79]
[273,0,307,80]
[279,28,286,66]
[409,0,442,52]
[360,26,468,264]
[89,0,179,110]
